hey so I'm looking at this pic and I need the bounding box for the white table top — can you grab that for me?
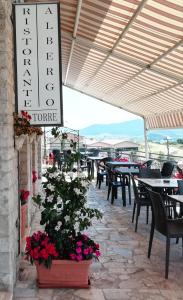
[88,156,108,160]
[168,194,183,204]
[137,178,179,188]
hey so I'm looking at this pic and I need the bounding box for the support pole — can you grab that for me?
[144,118,148,159]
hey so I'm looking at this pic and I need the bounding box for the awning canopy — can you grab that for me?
[26,0,183,129]
[60,0,183,130]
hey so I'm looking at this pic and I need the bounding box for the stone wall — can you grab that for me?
[0,0,18,291]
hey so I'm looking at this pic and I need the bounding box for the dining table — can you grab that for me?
[115,167,139,206]
[168,194,183,204]
[136,178,179,190]
[106,161,139,169]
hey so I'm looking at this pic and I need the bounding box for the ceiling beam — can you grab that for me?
[64,0,82,85]
[125,81,183,105]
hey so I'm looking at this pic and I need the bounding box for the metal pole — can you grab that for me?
[44,127,46,158]
[166,137,170,160]
[143,118,149,159]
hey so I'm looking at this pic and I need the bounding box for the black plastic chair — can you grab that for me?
[107,168,127,204]
[148,189,183,279]
[178,180,183,195]
[131,175,151,232]
[177,180,183,217]
[161,161,175,178]
[141,160,154,168]
[96,160,107,189]
[149,169,162,179]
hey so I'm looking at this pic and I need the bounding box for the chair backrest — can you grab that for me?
[148,190,167,236]
[149,169,162,179]
[139,167,151,178]
[178,180,183,195]
[131,175,141,203]
[161,161,175,178]
[142,160,153,168]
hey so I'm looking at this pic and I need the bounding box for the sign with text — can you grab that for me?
[14,3,63,126]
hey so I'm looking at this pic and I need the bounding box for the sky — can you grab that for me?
[62,86,140,130]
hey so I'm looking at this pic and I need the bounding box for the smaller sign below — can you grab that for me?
[14,3,63,126]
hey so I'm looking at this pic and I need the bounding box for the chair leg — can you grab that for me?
[148,221,154,258]
[111,187,115,204]
[165,236,170,279]
[128,175,131,205]
[98,179,102,189]
[135,204,140,232]
[146,206,149,224]
[107,185,111,200]
[132,202,136,223]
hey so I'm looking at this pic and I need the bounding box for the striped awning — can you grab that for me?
[25,0,183,129]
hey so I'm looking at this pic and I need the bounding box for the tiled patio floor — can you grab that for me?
[14,182,183,300]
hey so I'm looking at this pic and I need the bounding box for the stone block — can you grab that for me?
[0,216,9,237]
[0,238,9,252]
[0,253,10,273]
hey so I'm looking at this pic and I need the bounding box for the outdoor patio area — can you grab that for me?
[14,180,183,300]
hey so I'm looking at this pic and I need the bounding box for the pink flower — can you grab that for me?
[76,254,83,261]
[83,248,89,255]
[95,250,101,257]
[88,247,93,253]
[70,253,76,260]
[76,241,83,247]
[76,247,82,254]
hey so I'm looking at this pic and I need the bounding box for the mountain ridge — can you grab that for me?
[80,119,183,142]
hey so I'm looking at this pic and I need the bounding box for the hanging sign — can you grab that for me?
[14,3,63,126]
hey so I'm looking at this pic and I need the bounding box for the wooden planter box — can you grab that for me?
[35,259,92,288]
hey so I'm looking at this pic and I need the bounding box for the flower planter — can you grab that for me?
[35,259,92,288]
[29,133,37,144]
[15,134,28,151]
[21,204,27,240]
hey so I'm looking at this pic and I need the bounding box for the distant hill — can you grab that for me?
[80,119,183,142]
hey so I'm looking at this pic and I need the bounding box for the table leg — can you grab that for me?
[122,175,126,206]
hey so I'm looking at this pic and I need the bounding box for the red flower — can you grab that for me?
[32,171,38,183]
[40,249,49,260]
[20,190,30,205]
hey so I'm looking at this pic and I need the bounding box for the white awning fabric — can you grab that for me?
[26,0,183,129]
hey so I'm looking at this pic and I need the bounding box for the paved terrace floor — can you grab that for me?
[14,181,183,300]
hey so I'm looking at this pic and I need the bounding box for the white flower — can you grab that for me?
[74,188,81,195]
[57,196,63,203]
[74,221,80,232]
[57,221,62,227]
[81,180,89,188]
[65,200,70,205]
[47,183,55,192]
[64,216,70,222]
[68,172,74,178]
[55,225,60,231]
[75,211,81,216]
[47,194,54,202]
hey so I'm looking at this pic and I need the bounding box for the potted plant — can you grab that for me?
[25,168,102,288]
[20,190,30,240]
[14,111,43,138]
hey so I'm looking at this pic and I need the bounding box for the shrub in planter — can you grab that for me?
[26,168,102,287]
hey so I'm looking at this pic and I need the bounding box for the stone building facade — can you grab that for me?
[0,0,41,292]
